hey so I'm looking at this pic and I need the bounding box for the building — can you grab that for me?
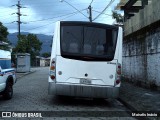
[36,56,50,67]
[116,0,160,90]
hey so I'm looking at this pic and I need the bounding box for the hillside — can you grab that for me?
[8,32,53,54]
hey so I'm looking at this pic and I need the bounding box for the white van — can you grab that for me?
[48,21,122,98]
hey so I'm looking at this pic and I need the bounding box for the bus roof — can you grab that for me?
[59,21,119,29]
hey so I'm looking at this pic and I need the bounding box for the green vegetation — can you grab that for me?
[42,52,51,58]
[112,11,124,24]
[13,34,42,66]
[0,22,10,51]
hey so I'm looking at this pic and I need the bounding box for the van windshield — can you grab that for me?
[60,22,118,61]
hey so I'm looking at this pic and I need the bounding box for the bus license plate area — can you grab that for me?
[80,78,91,84]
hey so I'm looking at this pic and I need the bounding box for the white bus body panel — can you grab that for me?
[48,21,122,98]
[56,56,117,86]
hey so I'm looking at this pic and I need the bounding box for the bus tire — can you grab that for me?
[3,82,13,100]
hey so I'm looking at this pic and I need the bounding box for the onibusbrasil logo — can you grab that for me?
[2,112,42,118]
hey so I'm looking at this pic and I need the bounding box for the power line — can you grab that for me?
[0,13,15,17]
[4,21,15,24]
[19,1,107,6]
[0,16,16,21]
[93,0,115,21]
[25,9,87,23]
[26,10,82,31]
[60,0,88,19]
[92,10,112,16]
[90,0,94,5]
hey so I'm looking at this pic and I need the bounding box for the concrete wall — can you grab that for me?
[124,0,160,36]
[123,25,160,89]
[123,0,160,89]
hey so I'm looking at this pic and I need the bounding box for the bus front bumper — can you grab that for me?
[48,82,119,98]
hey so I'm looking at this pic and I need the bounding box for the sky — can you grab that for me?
[0,0,120,35]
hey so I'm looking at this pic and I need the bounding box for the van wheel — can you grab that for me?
[3,82,13,100]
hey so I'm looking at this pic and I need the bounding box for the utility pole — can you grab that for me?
[14,1,26,40]
[88,5,92,22]
[17,1,21,39]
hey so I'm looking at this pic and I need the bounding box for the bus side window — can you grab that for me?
[69,43,78,53]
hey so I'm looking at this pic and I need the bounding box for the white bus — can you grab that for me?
[48,21,122,98]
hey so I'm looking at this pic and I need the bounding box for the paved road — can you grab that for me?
[0,67,136,120]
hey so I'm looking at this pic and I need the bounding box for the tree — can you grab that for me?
[0,22,10,50]
[13,34,42,66]
[0,22,9,42]
[112,11,124,25]
[42,52,51,58]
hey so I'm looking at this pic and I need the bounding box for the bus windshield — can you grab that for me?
[60,22,118,61]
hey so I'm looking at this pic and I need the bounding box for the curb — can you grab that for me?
[118,98,151,120]
[118,98,138,112]
[16,70,36,80]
